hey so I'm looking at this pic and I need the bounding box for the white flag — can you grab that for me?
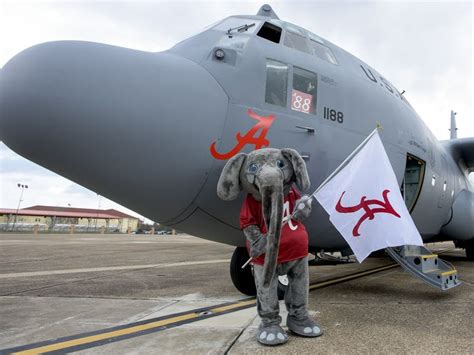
[314,130,423,262]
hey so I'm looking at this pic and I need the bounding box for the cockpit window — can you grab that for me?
[291,67,317,115]
[283,26,311,54]
[309,39,338,65]
[213,17,261,35]
[286,25,306,36]
[265,59,288,107]
[280,24,339,65]
[257,22,282,44]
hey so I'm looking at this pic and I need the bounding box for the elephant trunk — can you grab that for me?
[260,183,284,288]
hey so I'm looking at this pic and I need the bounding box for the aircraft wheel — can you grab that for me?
[277,275,288,300]
[230,247,256,296]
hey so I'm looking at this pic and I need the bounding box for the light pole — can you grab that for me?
[94,194,101,233]
[11,183,28,232]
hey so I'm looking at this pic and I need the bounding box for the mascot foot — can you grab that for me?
[286,316,323,338]
[257,324,288,346]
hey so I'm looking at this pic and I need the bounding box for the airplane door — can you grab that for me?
[261,61,320,163]
[402,154,426,213]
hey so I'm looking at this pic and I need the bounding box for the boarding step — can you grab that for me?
[385,245,461,291]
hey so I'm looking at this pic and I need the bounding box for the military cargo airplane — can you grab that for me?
[1,5,472,294]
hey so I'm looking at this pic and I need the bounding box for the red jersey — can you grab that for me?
[240,187,309,265]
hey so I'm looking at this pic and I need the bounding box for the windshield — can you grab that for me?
[281,22,338,65]
[284,25,311,54]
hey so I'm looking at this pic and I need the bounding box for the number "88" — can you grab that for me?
[293,95,311,112]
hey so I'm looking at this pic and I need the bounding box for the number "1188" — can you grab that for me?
[323,107,344,123]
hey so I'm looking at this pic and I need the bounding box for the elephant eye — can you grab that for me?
[276,159,285,169]
[247,163,259,174]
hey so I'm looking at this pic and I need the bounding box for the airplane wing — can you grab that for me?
[442,137,474,173]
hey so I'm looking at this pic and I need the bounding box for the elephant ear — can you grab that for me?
[217,153,247,200]
[281,148,310,191]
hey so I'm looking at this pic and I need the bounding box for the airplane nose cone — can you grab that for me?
[0,41,228,223]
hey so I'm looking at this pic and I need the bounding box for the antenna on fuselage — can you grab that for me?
[257,4,280,19]
[449,110,458,139]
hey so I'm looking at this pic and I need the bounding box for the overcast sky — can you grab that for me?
[0,0,472,222]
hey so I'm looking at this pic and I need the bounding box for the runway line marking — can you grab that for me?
[309,263,399,290]
[1,264,397,355]
[0,260,230,279]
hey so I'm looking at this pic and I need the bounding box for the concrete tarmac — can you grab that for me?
[0,233,472,354]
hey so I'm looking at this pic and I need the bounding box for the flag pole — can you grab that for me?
[312,126,382,196]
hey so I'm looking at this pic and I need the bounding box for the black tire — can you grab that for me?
[466,241,474,261]
[277,275,288,300]
[230,247,256,296]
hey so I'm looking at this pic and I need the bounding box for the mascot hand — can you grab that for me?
[293,195,313,221]
[243,225,267,258]
[249,234,267,258]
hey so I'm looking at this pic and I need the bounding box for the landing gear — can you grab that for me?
[454,240,474,261]
[310,251,355,265]
[230,247,256,296]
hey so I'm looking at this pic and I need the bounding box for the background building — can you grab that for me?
[0,205,140,233]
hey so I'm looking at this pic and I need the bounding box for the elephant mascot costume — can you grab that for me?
[217,148,322,346]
